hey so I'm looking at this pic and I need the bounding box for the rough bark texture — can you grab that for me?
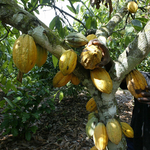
[1,0,150,149]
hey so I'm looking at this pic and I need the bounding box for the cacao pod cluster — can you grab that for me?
[53,49,80,87]
[87,117,134,150]
[13,34,48,81]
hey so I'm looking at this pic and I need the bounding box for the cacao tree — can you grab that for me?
[0,0,150,149]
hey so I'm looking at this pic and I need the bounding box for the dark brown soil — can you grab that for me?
[0,89,133,150]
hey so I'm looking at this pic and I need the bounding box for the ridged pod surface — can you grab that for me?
[127,1,138,13]
[59,49,77,76]
[90,146,98,150]
[86,117,98,137]
[71,73,80,85]
[120,122,134,138]
[86,34,97,42]
[13,34,37,73]
[36,44,47,67]
[93,122,108,150]
[88,112,96,121]
[80,45,102,70]
[90,68,113,94]
[65,32,88,48]
[53,71,72,87]
[106,118,122,145]
[86,98,97,112]
[126,69,148,98]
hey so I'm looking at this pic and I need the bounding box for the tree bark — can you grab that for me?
[1,0,150,149]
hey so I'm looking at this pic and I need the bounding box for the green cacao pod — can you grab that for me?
[106,118,122,145]
[126,69,148,99]
[90,68,113,94]
[13,34,37,73]
[59,49,77,76]
[65,32,88,48]
[80,45,102,70]
[86,116,98,137]
[36,44,47,67]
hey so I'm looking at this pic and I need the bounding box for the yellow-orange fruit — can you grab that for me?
[93,122,108,150]
[13,34,37,73]
[126,69,148,99]
[71,73,80,85]
[120,122,134,138]
[36,44,47,67]
[86,98,97,112]
[59,49,77,76]
[90,146,98,150]
[106,118,122,145]
[80,45,102,70]
[86,34,97,42]
[53,71,72,87]
[90,68,113,94]
[127,1,138,13]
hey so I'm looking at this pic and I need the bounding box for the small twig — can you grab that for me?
[0,23,11,41]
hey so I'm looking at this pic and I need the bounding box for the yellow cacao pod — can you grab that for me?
[86,98,97,112]
[36,44,47,67]
[120,122,134,138]
[80,45,102,70]
[65,32,88,48]
[59,49,77,76]
[71,73,80,85]
[126,69,148,99]
[13,34,37,73]
[53,71,72,87]
[127,1,138,13]
[86,34,97,42]
[90,68,113,94]
[106,118,122,145]
[93,122,108,150]
[86,116,98,137]
[90,146,98,150]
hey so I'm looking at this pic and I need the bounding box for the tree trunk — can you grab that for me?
[1,0,150,149]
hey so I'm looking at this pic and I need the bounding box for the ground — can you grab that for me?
[0,89,133,150]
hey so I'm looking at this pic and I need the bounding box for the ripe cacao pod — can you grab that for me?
[80,45,102,70]
[65,32,88,48]
[93,122,108,150]
[120,122,134,138]
[127,1,138,13]
[90,146,98,150]
[126,69,148,99]
[86,116,98,137]
[36,44,47,67]
[86,98,97,112]
[90,68,113,94]
[53,71,72,87]
[13,34,37,73]
[71,73,80,85]
[59,49,77,76]
[106,118,122,145]
[86,34,97,42]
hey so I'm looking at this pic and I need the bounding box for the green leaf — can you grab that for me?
[11,128,18,136]
[131,19,143,31]
[25,131,31,141]
[1,76,6,85]
[52,55,58,68]
[30,126,38,133]
[13,97,22,103]
[32,112,40,119]
[2,60,8,70]
[22,113,30,122]
[85,17,92,29]
[3,97,14,108]
[0,100,6,108]
[59,91,64,101]
[49,16,59,30]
